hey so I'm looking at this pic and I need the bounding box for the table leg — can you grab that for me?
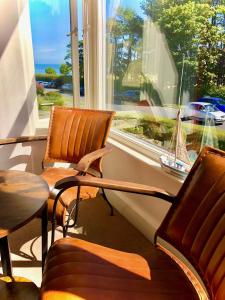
[41,203,48,272]
[0,236,12,276]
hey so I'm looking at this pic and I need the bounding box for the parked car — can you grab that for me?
[198,96,225,112]
[121,90,140,103]
[183,102,225,124]
[61,83,73,91]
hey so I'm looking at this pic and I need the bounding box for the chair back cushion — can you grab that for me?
[157,147,225,300]
[44,106,114,171]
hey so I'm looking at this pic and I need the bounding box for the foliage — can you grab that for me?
[114,110,225,152]
[107,7,143,89]
[141,0,225,101]
[36,82,44,95]
[45,67,57,75]
[60,63,71,75]
[35,74,72,88]
[64,40,84,79]
[202,85,225,100]
[35,73,59,82]
[37,91,65,111]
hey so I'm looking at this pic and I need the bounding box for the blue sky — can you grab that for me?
[30,0,143,65]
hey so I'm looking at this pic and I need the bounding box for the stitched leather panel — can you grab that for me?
[40,238,198,300]
[41,168,98,225]
[157,147,225,300]
[44,107,114,171]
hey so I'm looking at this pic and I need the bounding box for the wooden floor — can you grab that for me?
[5,195,151,286]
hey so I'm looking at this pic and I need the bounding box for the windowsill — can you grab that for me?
[108,131,184,184]
[35,117,49,135]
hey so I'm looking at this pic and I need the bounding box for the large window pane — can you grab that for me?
[106,0,225,159]
[29,0,73,118]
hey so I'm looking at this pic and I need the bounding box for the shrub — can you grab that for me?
[202,85,225,100]
[35,73,59,82]
[36,83,44,95]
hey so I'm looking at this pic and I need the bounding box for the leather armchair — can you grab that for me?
[0,106,115,244]
[41,106,115,242]
[40,146,225,300]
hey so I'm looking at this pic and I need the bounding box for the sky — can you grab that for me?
[30,0,143,65]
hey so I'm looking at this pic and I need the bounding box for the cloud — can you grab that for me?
[35,47,56,54]
[30,0,61,15]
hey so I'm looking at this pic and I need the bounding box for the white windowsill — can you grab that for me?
[108,130,184,184]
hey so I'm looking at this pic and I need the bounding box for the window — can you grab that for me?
[29,0,84,118]
[105,0,225,159]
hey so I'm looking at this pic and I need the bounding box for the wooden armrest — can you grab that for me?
[0,135,47,146]
[76,146,112,172]
[54,176,175,203]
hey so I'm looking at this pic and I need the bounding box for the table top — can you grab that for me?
[0,170,49,238]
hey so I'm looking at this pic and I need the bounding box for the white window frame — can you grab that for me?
[70,0,81,107]
[92,0,173,162]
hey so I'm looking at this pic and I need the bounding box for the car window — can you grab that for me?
[205,105,219,112]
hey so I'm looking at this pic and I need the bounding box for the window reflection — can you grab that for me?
[106,0,225,156]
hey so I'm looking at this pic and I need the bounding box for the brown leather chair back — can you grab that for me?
[44,106,114,172]
[157,146,225,300]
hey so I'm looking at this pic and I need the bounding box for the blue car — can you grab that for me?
[198,96,225,112]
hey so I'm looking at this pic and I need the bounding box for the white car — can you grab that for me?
[183,102,225,124]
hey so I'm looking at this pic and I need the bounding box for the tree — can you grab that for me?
[45,67,56,75]
[141,0,225,100]
[64,40,84,80]
[60,63,71,75]
[107,7,143,89]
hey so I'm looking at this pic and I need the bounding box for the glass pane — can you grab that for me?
[29,0,73,119]
[106,0,225,162]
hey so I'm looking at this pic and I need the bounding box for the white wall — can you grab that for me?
[0,0,39,171]
[103,138,182,242]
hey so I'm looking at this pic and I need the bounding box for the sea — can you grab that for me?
[35,63,61,74]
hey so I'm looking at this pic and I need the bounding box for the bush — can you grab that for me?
[36,83,44,95]
[202,85,225,100]
[35,74,73,89]
[35,73,59,82]
[117,112,225,153]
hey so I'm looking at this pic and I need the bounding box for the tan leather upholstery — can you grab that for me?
[44,106,114,172]
[157,147,225,300]
[41,106,114,226]
[40,146,225,299]
[42,168,98,225]
[41,238,198,300]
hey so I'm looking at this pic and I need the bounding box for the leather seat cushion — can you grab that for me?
[40,238,198,300]
[41,168,99,225]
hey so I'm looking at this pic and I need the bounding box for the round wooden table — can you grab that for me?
[0,170,49,276]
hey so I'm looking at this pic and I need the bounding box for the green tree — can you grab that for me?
[60,63,71,75]
[45,67,56,75]
[107,7,143,88]
[141,0,225,100]
[64,40,84,80]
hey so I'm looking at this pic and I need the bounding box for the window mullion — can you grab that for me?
[70,0,80,107]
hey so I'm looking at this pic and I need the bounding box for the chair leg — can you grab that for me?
[51,189,65,245]
[63,186,81,237]
[100,172,114,216]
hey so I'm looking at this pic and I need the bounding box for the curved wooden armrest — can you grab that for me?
[0,135,47,146]
[76,146,112,173]
[54,176,176,203]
